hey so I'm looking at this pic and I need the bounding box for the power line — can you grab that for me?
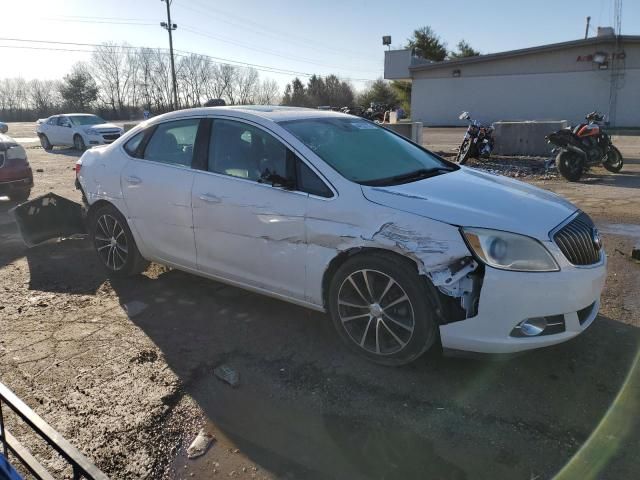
[175,2,378,62]
[45,18,157,26]
[179,25,381,74]
[36,13,380,73]
[0,37,377,81]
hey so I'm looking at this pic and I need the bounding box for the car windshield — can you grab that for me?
[69,115,105,126]
[279,117,454,185]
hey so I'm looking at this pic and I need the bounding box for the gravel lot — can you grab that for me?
[1,122,639,479]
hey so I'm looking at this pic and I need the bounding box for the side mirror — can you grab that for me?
[459,112,470,120]
[0,123,8,134]
[261,172,295,190]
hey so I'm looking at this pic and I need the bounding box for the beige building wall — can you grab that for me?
[407,40,640,127]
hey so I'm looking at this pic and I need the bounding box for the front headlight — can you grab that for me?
[462,228,559,272]
[85,128,99,136]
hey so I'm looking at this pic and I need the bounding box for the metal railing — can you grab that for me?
[0,381,109,480]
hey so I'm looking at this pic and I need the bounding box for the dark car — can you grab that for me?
[0,133,33,202]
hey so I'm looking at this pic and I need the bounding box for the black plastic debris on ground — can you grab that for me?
[214,364,240,387]
[10,193,86,247]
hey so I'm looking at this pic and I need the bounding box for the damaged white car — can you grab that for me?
[74,106,606,365]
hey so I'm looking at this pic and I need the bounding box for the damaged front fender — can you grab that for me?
[10,193,86,247]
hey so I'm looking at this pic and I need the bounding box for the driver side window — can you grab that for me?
[208,120,289,182]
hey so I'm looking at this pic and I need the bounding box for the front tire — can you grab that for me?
[328,253,439,366]
[89,204,149,277]
[603,146,623,173]
[73,134,86,151]
[557,151,584,182]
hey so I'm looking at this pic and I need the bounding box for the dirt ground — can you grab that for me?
[1,122,639,480]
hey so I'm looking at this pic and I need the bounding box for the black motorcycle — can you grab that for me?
[546,112,623,182]
[361,102,389,123]
[455,112,494,164]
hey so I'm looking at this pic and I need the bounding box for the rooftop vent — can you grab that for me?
[597,26,615,37]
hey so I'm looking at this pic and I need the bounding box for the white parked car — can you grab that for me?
[75,106,606,365]
[36,114,124,151]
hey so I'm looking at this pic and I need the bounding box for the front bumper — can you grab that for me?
[439,255,606,353]
[86,132,122,146]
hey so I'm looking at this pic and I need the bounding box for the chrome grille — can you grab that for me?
[553,213,601,266]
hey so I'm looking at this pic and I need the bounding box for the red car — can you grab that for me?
[0,132,33,202]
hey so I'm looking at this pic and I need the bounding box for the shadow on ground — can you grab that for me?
[95,262,640,479]
[2,229,640,478]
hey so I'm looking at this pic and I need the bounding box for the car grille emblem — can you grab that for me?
[591,227,602,251]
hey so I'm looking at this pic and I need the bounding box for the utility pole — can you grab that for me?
[584,16,591,39]
[160,0,178,110]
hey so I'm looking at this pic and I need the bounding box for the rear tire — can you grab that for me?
[603,146,623,173]
[328,253,439,366]
[89,204,149,277]
[557,151,584,182]
[39,134,52,151]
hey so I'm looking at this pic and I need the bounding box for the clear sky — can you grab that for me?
[1,0,638,91]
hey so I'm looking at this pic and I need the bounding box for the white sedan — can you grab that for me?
[36,114,124,151]
[75,106,606,365]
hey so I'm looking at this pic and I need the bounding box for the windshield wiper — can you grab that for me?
[361,167,453,186]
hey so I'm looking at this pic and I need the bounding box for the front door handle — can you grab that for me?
[198,193,222,204]
[125,175,142,185]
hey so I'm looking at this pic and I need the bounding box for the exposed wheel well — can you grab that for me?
[87,199,118,222]
[321,247,423,310]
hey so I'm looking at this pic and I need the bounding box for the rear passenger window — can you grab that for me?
[124,132,144,157]
[296,160,333,198]
[144,119,199,167]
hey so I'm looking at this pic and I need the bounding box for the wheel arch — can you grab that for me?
[86,199,118,222]
[321,247,433,310]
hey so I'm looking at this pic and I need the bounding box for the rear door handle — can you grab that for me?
[198,193,222,204]
[125,175,142,185]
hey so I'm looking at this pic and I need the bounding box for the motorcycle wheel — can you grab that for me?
[603,146,624,173]
[557,151,584,182]
[456,139,473,164]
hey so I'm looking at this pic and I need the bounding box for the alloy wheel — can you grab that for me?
[337,269,415,355]
[94,214,128,271]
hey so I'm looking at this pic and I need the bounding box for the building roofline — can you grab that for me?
[409,35,640,72]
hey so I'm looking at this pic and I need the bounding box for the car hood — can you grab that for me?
[85,123,121,131]
[361,167,577,240]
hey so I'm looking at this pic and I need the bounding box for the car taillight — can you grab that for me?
[75,162,82,176]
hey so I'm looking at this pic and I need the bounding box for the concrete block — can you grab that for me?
[493,120,568,157]
[386,122,423,144]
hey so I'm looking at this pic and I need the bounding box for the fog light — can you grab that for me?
[520,317,547,336]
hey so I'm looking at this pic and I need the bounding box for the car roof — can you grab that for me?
[156,105,348,123]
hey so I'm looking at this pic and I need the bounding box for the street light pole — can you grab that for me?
[160,0,178,110]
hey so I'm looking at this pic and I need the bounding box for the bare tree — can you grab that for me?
[29,79,61,114]
[91,42,136,114]
[256,79,280,105]
[233,67,259,105]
